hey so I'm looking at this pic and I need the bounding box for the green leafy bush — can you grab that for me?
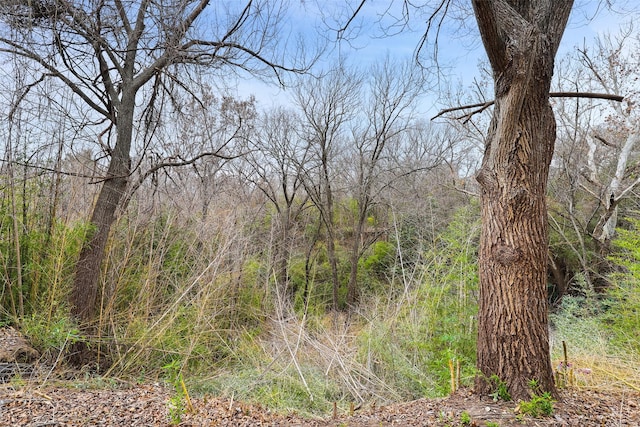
[606,218,640,353]
[21,311,81,356]
[362,241,395,276]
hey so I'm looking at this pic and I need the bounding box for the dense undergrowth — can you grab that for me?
[1,194,640,416]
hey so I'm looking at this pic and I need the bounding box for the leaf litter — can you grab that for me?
[1,383,638,426]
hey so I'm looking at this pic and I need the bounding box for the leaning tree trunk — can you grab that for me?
[70,95,134,324]
[472,0,573,400]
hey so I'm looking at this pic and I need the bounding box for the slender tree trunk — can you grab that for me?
[472,0,573,400]
[304,215,322,309]
[273,206,292,298]
[326,224,340,310]
[548,254,569,303]
[347,208,366,306]
[320,158,340,310]
[70,94,134,323]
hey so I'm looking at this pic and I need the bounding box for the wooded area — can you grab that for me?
[1,0,639,418]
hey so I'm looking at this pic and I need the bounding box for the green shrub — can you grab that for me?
[460,410,472,425]
[362,241,395,276]
[21,311,81,356]
[606,218,640,353]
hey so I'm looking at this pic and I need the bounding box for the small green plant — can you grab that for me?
[517,379,554,418]
[9,372,26,388]
[486,422,500,427]
[162,359,194,424]
[488,375,511,402]
[460,410,472,425]
[518,391,554,418]
[21,312,81,355]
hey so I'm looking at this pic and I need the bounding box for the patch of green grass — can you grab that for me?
[192,364,343,417]
[21,312,81,356]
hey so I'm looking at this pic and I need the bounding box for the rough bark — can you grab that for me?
[70,94,134,322]
[472,0,573,400]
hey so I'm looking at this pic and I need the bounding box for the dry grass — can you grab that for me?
[551,324,640,393]
[555,353,640,392]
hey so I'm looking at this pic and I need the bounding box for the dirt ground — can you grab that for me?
[0,382,638,426]
[1,327,639,426]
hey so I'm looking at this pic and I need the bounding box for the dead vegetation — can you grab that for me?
[1,327,639,426]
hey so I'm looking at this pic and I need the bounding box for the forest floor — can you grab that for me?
[1,327,639,426]
[1,380,639,426]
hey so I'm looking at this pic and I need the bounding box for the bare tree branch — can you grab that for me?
[593,133,618,148]
[0,41,112,117]
[432,91,625,121]
[1,159,102,180]
[336,0,367,39]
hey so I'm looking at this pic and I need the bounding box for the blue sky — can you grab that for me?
[234,1,638,113]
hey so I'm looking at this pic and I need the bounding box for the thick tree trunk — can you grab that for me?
[70,97,134,323]
[472,0,573,401]
[475,94,556,399]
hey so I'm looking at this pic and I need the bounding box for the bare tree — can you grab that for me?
[344,57,427,306]
[294,64,362,310]
[576,28,640,247]
[0,0,311,324]
[125,87,257,217]
[239,106,311,301]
